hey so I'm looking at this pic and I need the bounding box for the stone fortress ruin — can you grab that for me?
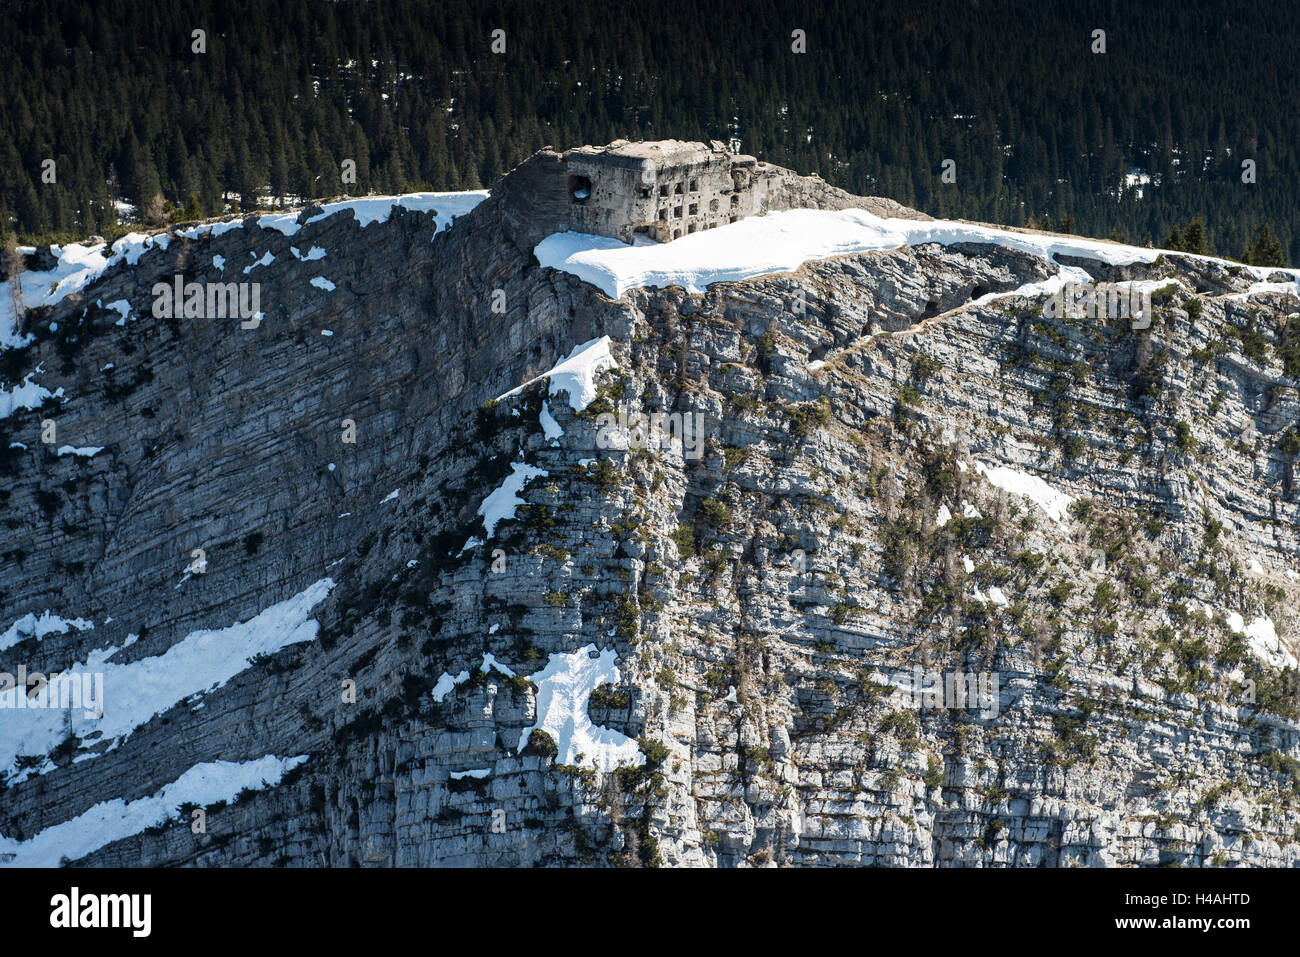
[492,137,927,253]
[560,139,769,242]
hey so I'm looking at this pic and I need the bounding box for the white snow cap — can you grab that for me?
[534,206,1300,302]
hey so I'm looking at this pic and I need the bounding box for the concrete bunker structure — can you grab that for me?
[558,139,773,243]
[493,137,895,253]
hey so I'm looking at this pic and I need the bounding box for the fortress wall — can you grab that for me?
[492,139,923,254]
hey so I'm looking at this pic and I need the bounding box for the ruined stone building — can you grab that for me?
[492,137,925,253]
[495,139,788,249]
[560,140,771,242]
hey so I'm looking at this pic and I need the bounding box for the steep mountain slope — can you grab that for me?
[2,151,1299,867]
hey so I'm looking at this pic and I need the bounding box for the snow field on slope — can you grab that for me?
[0,755,307,867]
[535,207,1300,300]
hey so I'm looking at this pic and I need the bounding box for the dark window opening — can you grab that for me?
[689,179,698,191]
[639,187,652,199]
[674,183,683,194]
[674,206,683,218]
[659,185,669,197]
[658,209,667,221]
[568,175,592,203]
[688,203,698,215]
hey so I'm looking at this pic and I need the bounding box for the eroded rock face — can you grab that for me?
[1,157,1298,868]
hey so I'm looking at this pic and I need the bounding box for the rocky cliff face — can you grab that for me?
[1,151,1299,868]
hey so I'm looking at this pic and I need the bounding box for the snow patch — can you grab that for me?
[539,400,563,440]
[515,645,643,771]
[533,207,1182,300]
[476,463,548,538]
[974,585,1011,608]
[480,653,516,678]
[1227,613,1296,670]
[304,191,488,232]
[243,251,274,274]
[974,461,1074,524]
[0,612,94,653]
[103,299,132,325]
[0,755,307,867]
[496,336,617,413]
[449,768,491,780]
[0,366,64,420]
[0,579,334,781]
[431,670,470,703]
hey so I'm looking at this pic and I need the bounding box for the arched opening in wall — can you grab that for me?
[922,299,940,319]
[970,284,989,300]
[569,175,592,203]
